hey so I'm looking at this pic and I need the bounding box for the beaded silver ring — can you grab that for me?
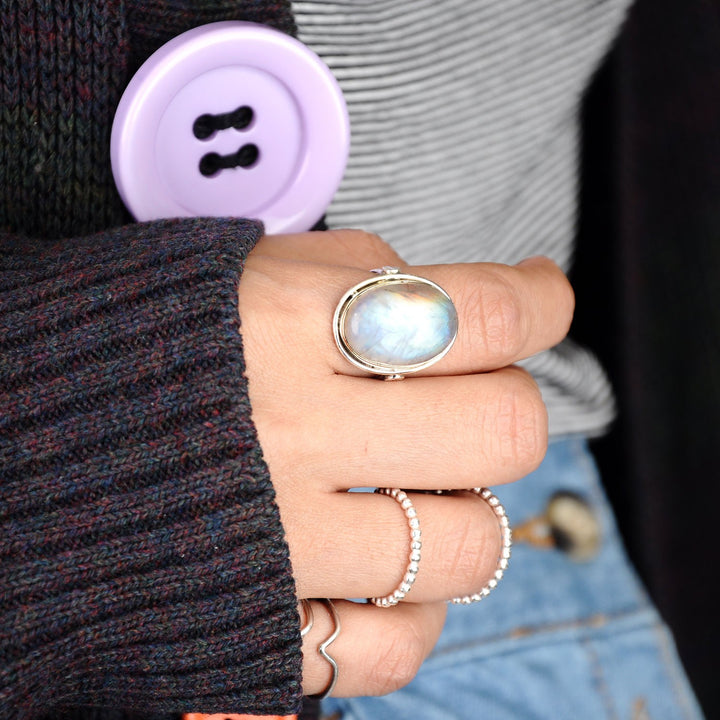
[370,488,422,607]
[451,487,512,604]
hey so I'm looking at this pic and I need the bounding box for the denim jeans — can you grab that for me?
[322,437,704,720]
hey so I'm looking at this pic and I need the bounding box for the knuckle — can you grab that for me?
[354,230,391,254]
[490,369,548,474]
[367,620,426,694]
[328,229,402,266]
[434,492,508,594]
[462,278,526,361]
[438,508,497,592]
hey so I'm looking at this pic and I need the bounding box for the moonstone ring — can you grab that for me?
[333,266,458,378]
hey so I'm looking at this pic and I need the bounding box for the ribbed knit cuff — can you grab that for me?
[1,218,302,717]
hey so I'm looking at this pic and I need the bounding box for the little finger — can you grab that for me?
[301,599,446,698]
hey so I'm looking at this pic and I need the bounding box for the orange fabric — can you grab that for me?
[183,714,297,720]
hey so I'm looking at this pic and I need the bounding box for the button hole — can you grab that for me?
[199,152,222,177]
[193,114,216,141]
[229,105,254,131]
[236,143,259,168]
[199,144,260,177]
[193,106,254,140]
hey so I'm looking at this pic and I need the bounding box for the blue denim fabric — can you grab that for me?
[322,437,705,720]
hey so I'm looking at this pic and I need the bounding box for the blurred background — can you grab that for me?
[572,0,720,716]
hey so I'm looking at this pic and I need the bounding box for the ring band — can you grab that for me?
[370,488,422,607]
[452,488,512,604]
[333,266,458,379]
[300,598,314,637]
[308,599,341,700]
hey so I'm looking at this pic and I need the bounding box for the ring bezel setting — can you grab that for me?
[333,267,458,377]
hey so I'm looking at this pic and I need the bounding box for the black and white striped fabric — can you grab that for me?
[293,0,631,437]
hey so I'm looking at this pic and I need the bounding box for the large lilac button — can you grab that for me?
[111,22,349,233]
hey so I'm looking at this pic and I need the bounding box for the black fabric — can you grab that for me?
[573,1,720,715]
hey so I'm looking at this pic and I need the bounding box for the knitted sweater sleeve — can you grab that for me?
[0,218,302,717]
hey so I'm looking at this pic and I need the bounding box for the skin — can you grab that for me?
[237,229,575,698]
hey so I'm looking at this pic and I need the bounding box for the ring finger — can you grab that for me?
[289,489,506,603]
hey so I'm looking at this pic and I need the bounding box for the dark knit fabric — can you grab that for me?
[1,219,302,716]
[1,0,303,717]
[127,1,297,74]
[0,0,129,238]
[0,0,296,239]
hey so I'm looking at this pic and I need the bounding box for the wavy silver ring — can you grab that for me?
[300,598,314,637]
[451,488,512,604]
[370,488,422,607]
[309,598,341,700]
[333,266,458,379]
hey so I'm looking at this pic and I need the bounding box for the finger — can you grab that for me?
[275,368,547,493]
[253,229,406,269]
[425,256,574,372]
[301,599,446,697]
[290,490,505,603]
[242,251,572,379]
[328,256,575,377]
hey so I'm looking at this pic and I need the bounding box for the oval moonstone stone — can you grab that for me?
[341,279,458,370]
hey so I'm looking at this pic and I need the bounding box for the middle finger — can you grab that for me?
[290,368,547,492]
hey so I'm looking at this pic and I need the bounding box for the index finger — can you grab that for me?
[412,256,574,374]
[330,256,574,377]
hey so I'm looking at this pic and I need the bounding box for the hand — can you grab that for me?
[237,229,574,696]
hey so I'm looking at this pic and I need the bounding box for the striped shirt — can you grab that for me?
[293,0,632,437]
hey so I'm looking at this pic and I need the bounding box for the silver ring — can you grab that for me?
[452,488,512,604]
[300,598,314,637]
[309,598,341,700]
[370,488,422,607]
[333,266,458,379]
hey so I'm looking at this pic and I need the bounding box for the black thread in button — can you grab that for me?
[199,144,260,177]
[193,106,254,140]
